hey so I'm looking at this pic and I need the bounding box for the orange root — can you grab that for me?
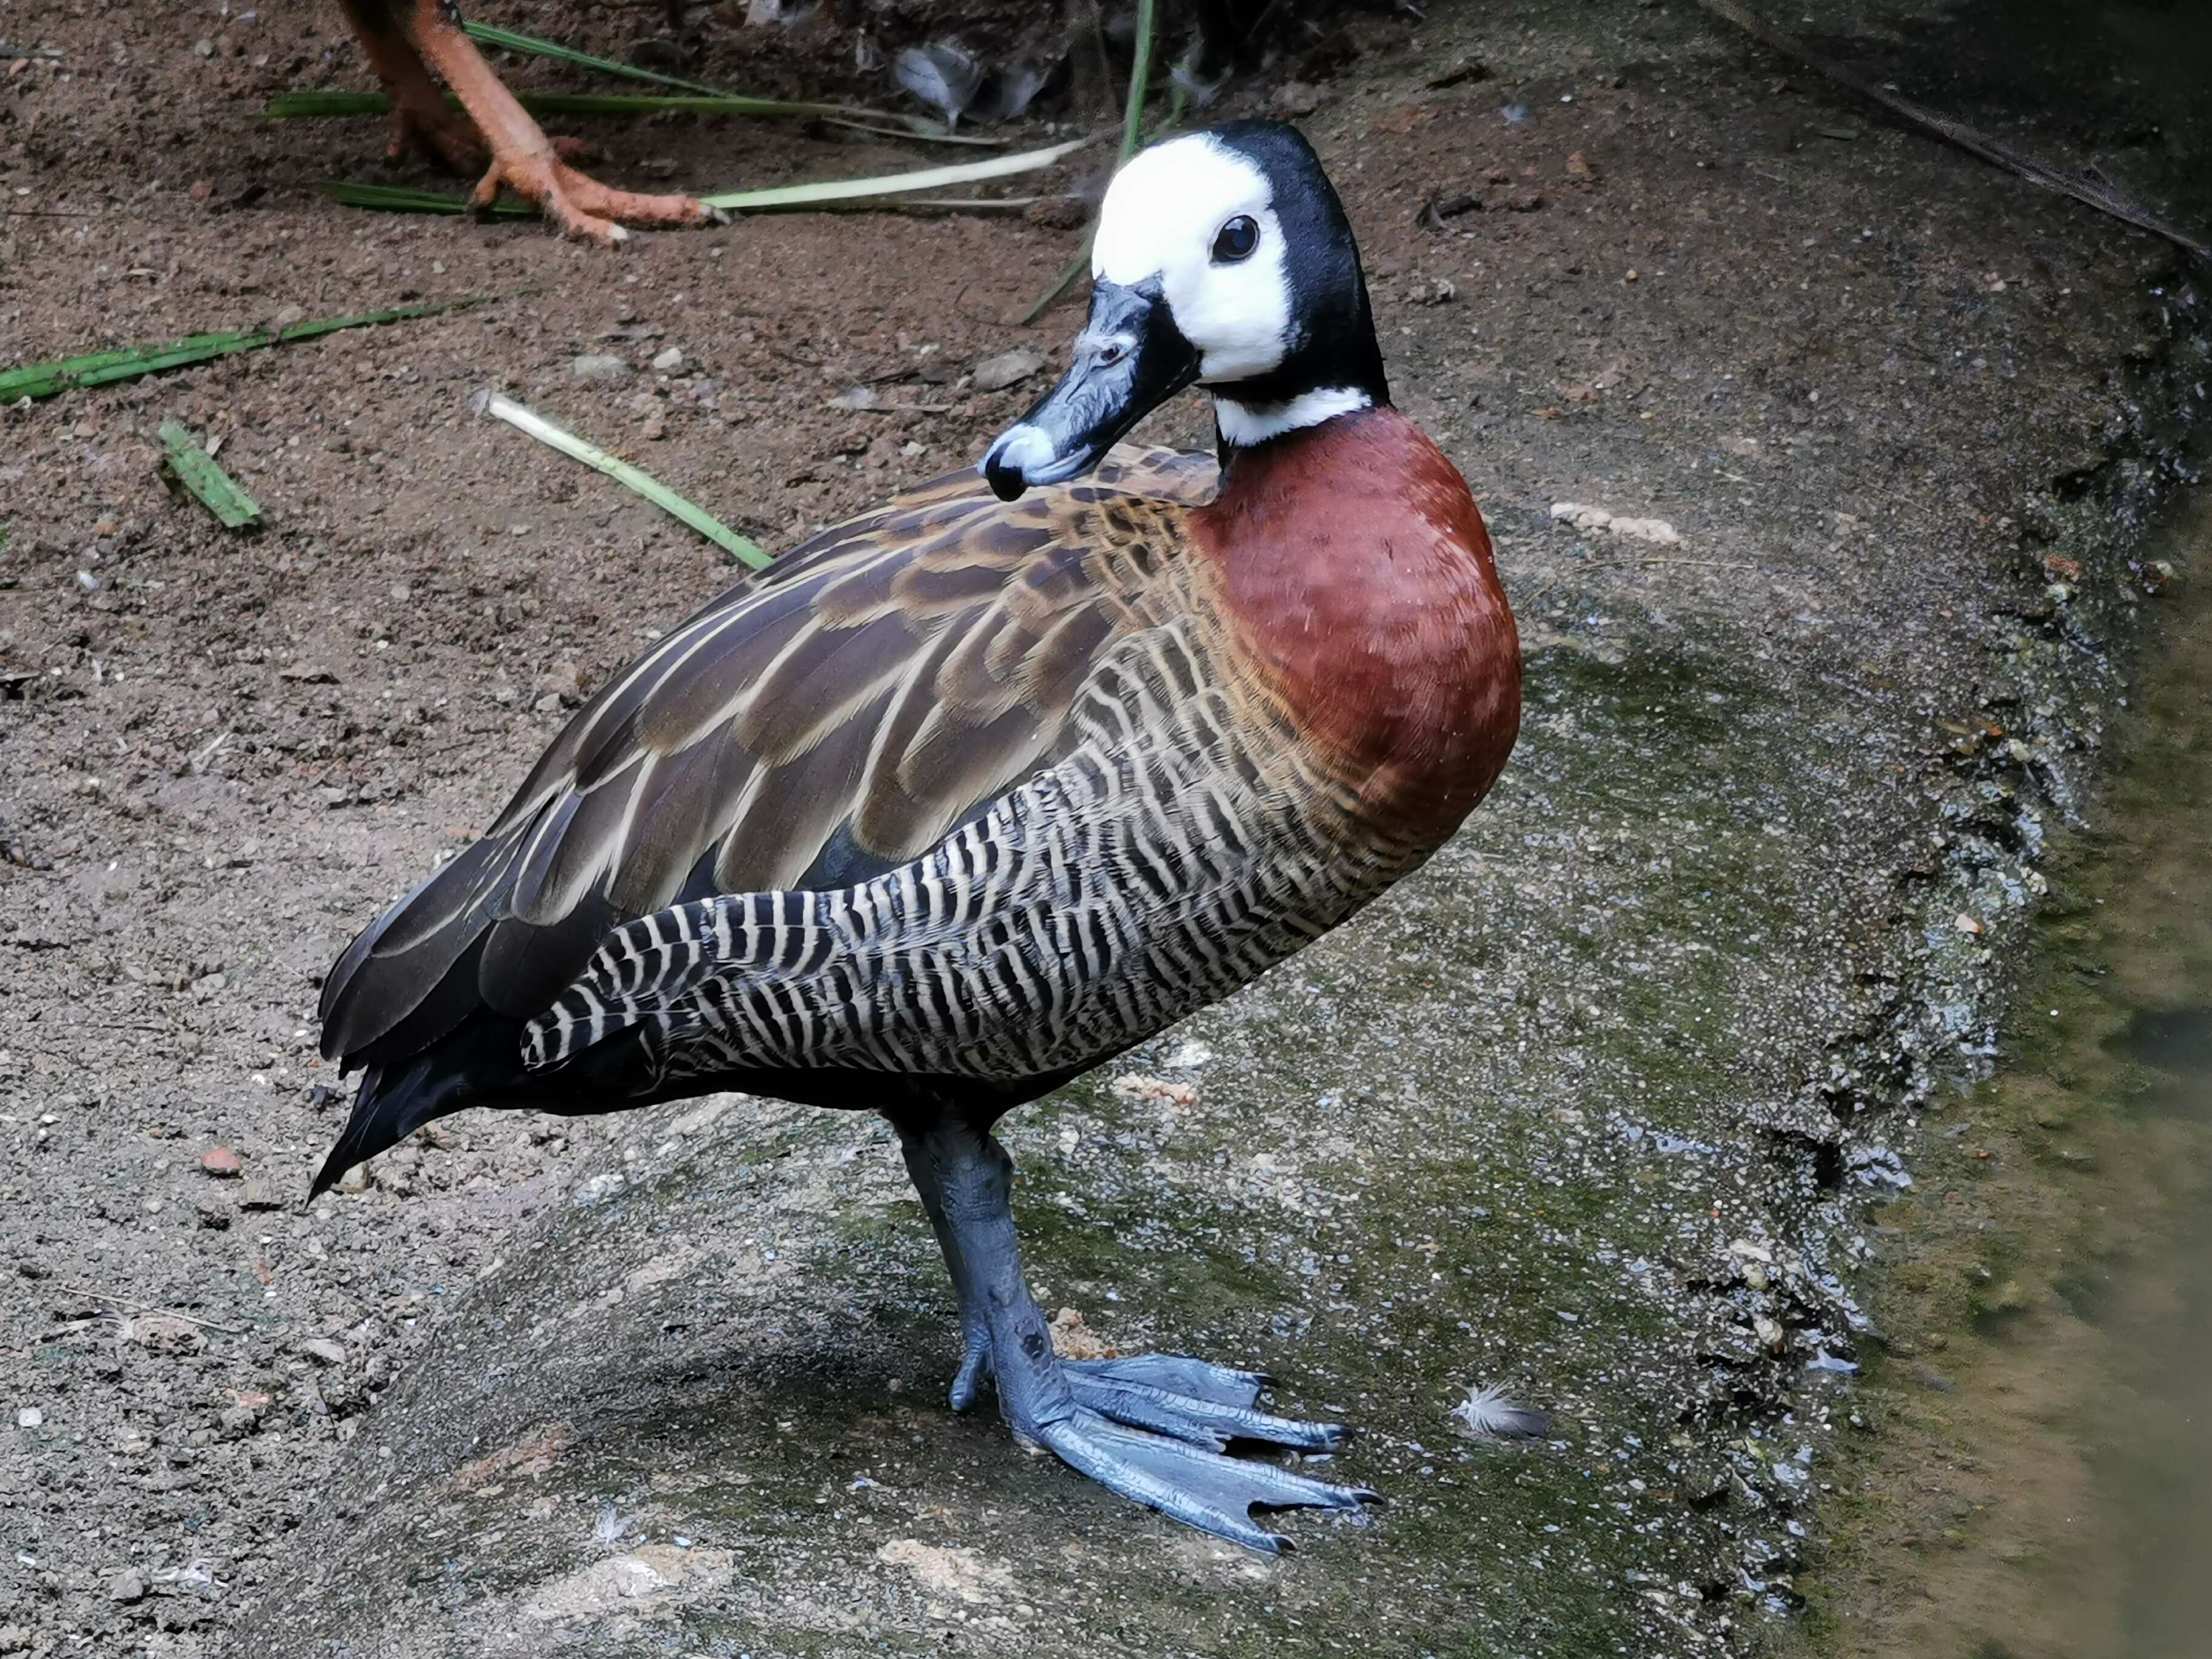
[335,0,708,244]
[467,153,714,247]
[404,1,710,245]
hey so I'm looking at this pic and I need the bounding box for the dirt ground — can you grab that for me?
[3,2,2209,1656]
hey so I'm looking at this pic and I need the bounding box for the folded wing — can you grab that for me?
[317,447,1216,1082]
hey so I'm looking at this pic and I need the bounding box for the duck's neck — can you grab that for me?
[1213,386,1381,451]
[1210,320,1392,460]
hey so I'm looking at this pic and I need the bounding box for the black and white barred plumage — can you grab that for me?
[525,622,1429,1091]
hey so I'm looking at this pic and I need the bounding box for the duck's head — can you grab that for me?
[981,120,1387,501]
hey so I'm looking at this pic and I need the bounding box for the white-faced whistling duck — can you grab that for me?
[315,121,1521,1552]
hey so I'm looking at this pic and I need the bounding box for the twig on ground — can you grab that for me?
[53,1285,245,1336]
[1694,0,2212,263]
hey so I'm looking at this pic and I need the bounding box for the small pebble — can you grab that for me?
[571,353,631,382]
[651,346,684,372]
[15,1408,41,1429]
[107,1568,146,1603]
[201,1147,244,1178]
[972,348,1045,394]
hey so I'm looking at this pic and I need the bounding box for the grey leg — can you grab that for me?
[897,1117,1076,1437]
[900,1136,997,1414]
[895,1116,1373,1553]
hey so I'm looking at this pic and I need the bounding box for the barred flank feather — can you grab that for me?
[524,622,1431,1089]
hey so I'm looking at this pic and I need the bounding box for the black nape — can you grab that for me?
[1204,121,1390,415]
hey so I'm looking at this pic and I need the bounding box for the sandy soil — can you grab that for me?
[2,2,2208,1655]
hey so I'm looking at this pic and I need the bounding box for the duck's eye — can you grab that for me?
[1211,215,1259,264]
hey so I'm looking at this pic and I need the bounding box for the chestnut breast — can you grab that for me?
[1187,407,1521,838]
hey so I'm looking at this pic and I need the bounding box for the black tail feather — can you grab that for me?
[308,1016,532,1198]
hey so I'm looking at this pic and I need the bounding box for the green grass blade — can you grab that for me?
[814,195,1040,214]
[261,90,394,118]
[501,91,866,119]
[461,21,949,135]
[461,20,733,98]
[701,136,1091,212]
[1019,244,1093,326]
[318,180,531,218]
[478,393,769,571]
[265,87,872,122]
[0,332,247,398]
[0,297,496,401]
[158,422,262,529]
[821,118,1008,147]
[324,179,1031,220]
[1121,0,1158,165]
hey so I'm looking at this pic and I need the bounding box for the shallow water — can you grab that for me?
[1803,488,2212,1658]
[2102,1014,2212,1659]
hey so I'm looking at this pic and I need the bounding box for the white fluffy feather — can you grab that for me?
[1449,1382,1551,1441]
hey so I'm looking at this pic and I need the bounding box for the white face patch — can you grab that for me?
[1091,135,1293,385]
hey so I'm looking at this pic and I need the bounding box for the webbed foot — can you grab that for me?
[1036,1407,1374,1555]
[360,0,718,246]
[1065,1354,1346,1452]
[898,1117,1376,1552]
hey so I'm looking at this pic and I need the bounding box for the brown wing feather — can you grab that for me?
[318,446,1217,1067]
